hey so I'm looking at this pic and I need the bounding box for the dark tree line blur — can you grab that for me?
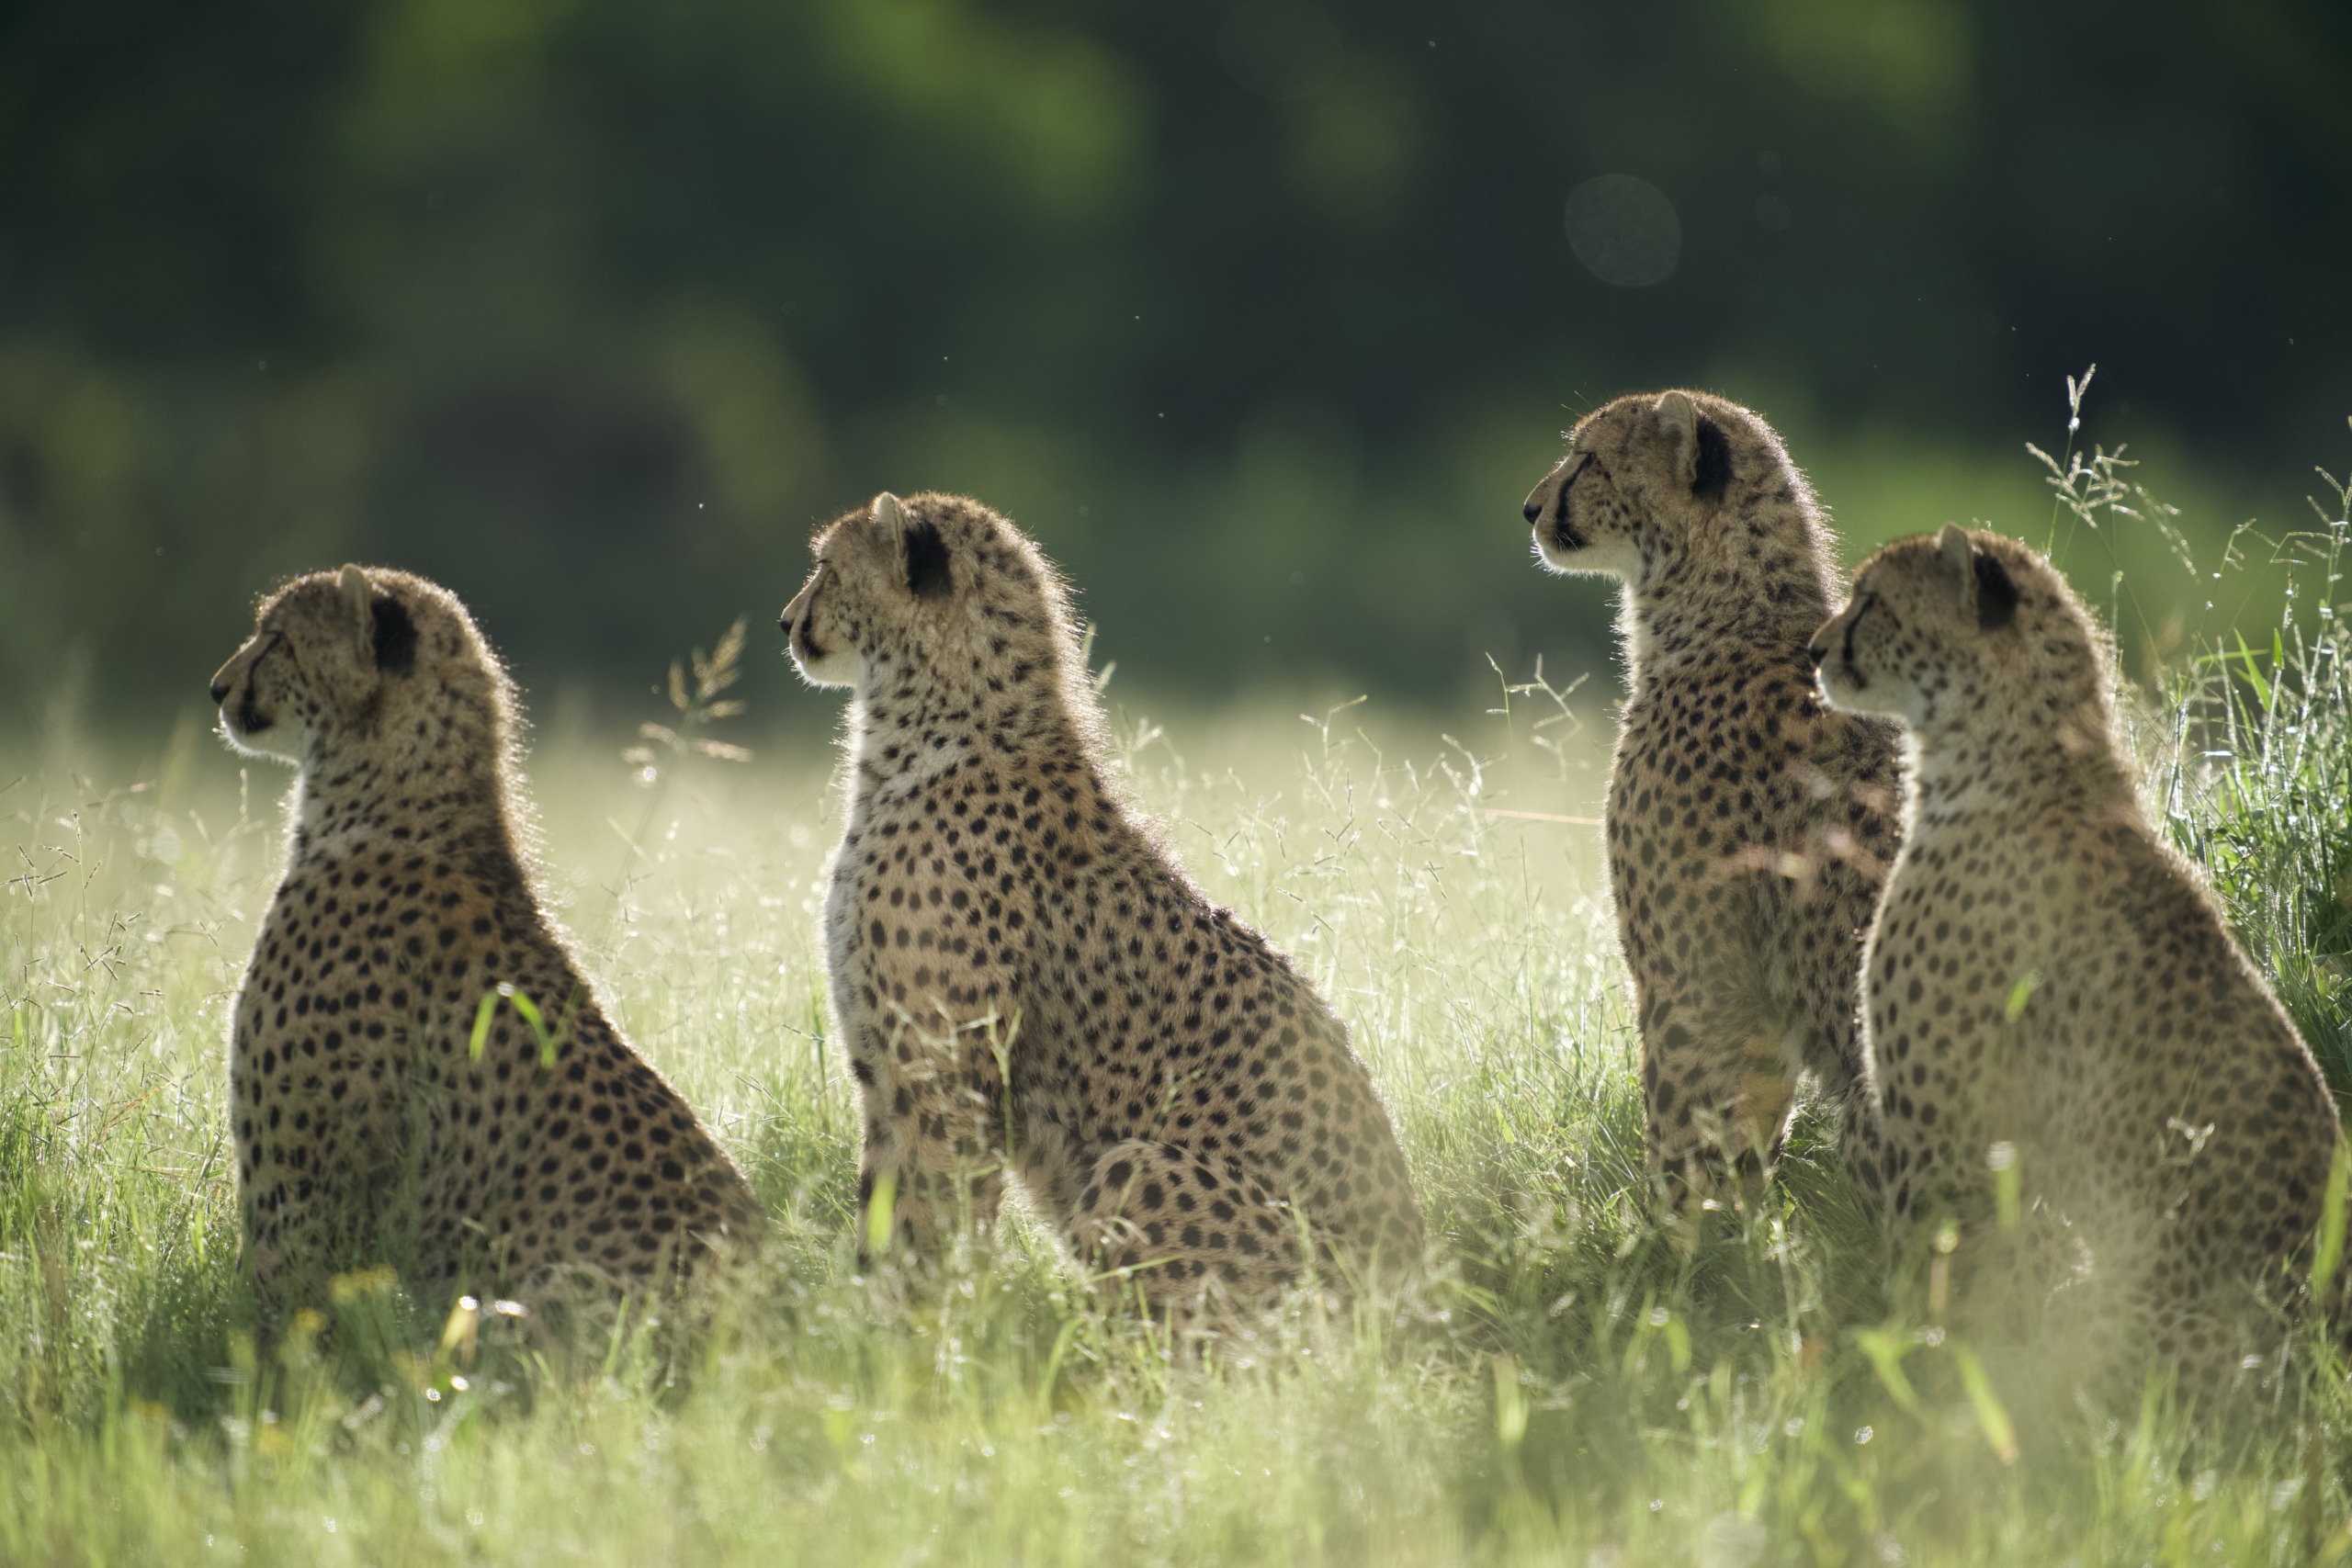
[2,0,2346,728]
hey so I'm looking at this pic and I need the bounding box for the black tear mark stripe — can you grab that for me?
[1551,454,1596,546]
[1972,553,2018,631]
[1690,415,1732,501]
[237,630,288,732]
[371,594,418,674]
[1552,453,1589,526]
[786,566,831,658]
[1557,453,1591,521]
[1840,594,1872,681]
[903,516,953,598]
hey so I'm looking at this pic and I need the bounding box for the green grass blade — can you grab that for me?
[1951,1343,2018,1465]
[505,987,559,1068]
[467,988,499,1063]
[2312,1139,2350,1301]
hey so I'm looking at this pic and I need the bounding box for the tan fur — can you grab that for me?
[1524,390,1901,1195]
[1813,526,2344,1399]
[211,568,757,1304]
[783,493,1422,1304]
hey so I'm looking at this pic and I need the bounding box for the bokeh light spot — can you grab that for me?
[1564,175,1681,288]
[1217,0,1340,101]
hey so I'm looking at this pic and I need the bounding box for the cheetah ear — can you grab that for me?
[1938,525,1973,597]
[1936,525,2018,630]
[336,563,373,648]
[876,491,952,599]
[1937,523,1979,616]
[1655,392,1698,485]
[1972,546,2018,630]
[1654,390,1731,502]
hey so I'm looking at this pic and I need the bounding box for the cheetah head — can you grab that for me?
[1809,525,2107,739]
[781,491,1072,694]
[1521,389,1743,583]
[209,565,484,764]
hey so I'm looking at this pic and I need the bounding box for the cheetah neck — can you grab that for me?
[845,657,1094,801]
[1611,478,1835,680]
[1623,533,1834,685]
[1903,722,2137,830]
[288,719,511,863]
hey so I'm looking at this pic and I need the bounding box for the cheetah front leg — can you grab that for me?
[851,1011,1012,1272]
[1635,981,1797,1213]
[236,1089,405,1311]
[1831,1078,1891,1199]
[1615,860,1800,1214]
[241,1178,313,1310]
[1068,1141,1302,1305]
[853,1110,1008,1267]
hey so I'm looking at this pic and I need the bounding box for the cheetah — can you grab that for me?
[210,565,758,1305]
[1522,389,1902,1197]
[781,492,1423,1303]
[1811,525,2345,1398]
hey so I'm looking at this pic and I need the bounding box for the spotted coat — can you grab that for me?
[1524,389,1901,1194]
[1813,525,2344,1399]
[211,567,757,1304]
[782,493,1423,1303]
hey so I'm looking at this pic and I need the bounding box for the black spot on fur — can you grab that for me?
[902,517,953,599]
[1690,415,1732,502]
[1972,552,2018,630]
[370,594,417,674]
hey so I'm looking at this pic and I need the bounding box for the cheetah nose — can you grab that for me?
[209,678,232,705]
[1521,498,1543,525]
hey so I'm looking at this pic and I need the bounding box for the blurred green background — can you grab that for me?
[2,0,2346,734]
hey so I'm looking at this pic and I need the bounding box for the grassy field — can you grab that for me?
[4,484,2350,1562]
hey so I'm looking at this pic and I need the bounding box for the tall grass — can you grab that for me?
[1,431,2348,1564]
[2156,463,2352,1094]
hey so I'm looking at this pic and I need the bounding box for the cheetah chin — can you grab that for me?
[210,630,300,761]
[779,565,863,688]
